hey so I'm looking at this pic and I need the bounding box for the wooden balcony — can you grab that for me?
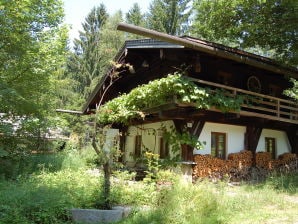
[188,78,298,125]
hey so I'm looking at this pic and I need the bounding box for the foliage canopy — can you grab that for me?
[192,0,298,67]
[0,0,67,155]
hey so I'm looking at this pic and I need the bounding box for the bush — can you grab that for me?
[0,169,101,223]
[0,146,97,179]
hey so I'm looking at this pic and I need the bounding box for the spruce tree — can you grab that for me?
[146,0,192,35]
[125,3,145,39]
[126,3,145,27]
[66,4,108,100]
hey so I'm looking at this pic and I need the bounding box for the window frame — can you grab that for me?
[211,132,227,159]
[134,135,142,158]
[265,137,276,159]
[159,137,169,159]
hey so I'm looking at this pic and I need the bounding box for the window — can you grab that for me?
[159,137,169,159]
[135,135,142,158]
[211,132,226,159]
[247,76,261,93]
[268,84,281,97]
[265,137,276,159]
[217,71,232,85]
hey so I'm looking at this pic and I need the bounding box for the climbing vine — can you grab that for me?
[96,72,244,125]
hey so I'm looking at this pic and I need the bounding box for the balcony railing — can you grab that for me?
[188,78,298,124]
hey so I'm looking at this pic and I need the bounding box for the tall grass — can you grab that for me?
[0,146,97,179]
[0,169,158,223]
[0,163,297,223]
[119,173,298,224]
[0,169,102,223]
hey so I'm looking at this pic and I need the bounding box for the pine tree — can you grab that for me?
[126,3,145,26]
[66,4,108,99]
[125,3,145,39]
[146,0,192,35]
[97,11,125,78]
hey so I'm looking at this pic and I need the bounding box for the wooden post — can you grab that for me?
[286,126,298,155]
[277,99,280,118]
[245,125,262,166]
[173,119,205,162]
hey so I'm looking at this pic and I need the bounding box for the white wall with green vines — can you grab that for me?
[124,120,174,167]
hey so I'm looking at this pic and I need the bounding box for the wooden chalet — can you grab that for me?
[83,23,297,170]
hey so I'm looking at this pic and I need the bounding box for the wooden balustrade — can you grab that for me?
[188,78,298,124]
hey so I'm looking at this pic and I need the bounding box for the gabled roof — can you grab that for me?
[82,23,298,114]
[82,39,185,114]
[118,23,298,78]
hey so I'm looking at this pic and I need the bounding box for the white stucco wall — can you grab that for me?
[124,121,291,164]
[194,122,246,158]
[256,129,291,156]
[124,120,174,165]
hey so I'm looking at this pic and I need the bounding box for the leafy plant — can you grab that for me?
[0,169,102,223]
[143,152,161,183]
[96,73,244,125]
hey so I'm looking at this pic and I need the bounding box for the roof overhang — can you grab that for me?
[117,23,298,79]
[82,23,298,114]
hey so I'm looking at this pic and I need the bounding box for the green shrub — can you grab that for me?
[263,172,298,194]
[0,169,101,223]
[0,146,97,179]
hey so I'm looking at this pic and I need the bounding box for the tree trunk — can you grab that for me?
[103,161,111,210]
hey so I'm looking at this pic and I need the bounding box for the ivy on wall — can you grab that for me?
[96,73,244,125]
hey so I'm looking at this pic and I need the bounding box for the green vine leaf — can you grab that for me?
[96,72,244,124]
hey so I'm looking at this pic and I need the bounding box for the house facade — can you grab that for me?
[83,24,297,169]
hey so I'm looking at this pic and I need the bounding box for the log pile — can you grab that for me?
[193,151,297,181]
[193,154,228,178]
[278,153,297,161]
[228,150,253,168]
[267,153,298,170]
[193,150,253,180]
[256,152,272,168]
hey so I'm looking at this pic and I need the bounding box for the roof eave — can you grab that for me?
[117,23,298,79]
[81,44,127,114]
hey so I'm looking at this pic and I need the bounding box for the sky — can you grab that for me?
[63,0,151,40]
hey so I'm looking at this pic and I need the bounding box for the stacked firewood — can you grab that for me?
[193,150,253,179]
[275,153,297,172]
[193,151,297,181]
[256,152,272,168]
[266,153,297,170]
[278,153,297,161]
[193,154,228,178]
[228,150,253,168]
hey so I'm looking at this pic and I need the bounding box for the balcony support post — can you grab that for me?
[173,119,205,161]
[245,125,263,166]
[286,126,298,155]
